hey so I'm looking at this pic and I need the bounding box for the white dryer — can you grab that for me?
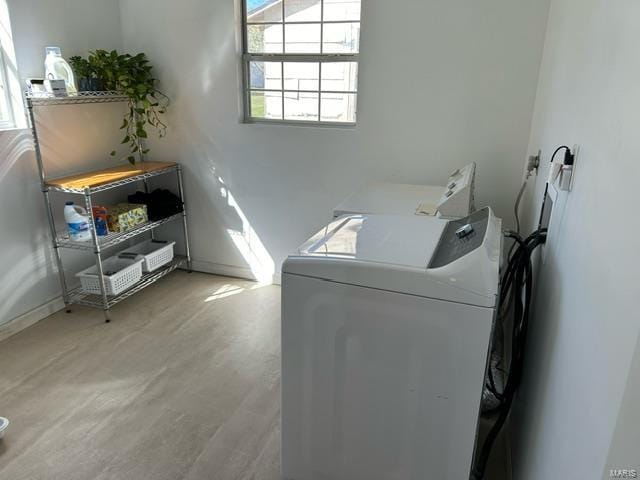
[281,207,502,480]
[332,162,476,219]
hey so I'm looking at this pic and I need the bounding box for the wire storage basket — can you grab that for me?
[76,257,144,295]
[118,240,176,273]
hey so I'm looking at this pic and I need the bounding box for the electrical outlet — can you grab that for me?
[570,144,579,190]
[559,144,579,191]
[527,150,541,176]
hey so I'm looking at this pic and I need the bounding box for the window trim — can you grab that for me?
[0,5,26,131]
[241,0,360,126]
[0,41,16,130]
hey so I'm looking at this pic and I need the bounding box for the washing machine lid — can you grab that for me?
[298,214,447,268]
[283,208,502,308]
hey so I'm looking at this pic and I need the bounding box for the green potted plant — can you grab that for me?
[86,50,169,165]
[69,56,93,92]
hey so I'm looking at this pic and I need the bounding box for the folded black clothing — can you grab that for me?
[128,189,183,221]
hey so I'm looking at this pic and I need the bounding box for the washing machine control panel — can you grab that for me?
[429,208,489,268]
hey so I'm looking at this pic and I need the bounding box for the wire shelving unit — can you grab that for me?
[26,91,192,322]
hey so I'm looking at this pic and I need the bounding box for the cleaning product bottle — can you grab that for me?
[64,202,92,242]
[44,47,77,94]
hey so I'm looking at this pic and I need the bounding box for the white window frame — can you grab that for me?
[0,1,25,131]
[0,41,16,130]
[241,0,360,126]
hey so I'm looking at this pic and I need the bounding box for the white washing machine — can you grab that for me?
[332,162,476,220]
[281,207,502,480]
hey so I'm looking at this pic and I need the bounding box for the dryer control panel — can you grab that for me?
[428,208,489,268]
[435,162,476,219]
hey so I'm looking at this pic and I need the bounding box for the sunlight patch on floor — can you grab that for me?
[204,283,268,302]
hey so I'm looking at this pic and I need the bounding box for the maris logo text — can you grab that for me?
[610,470,638,479]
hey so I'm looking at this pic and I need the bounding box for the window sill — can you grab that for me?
[0,125,27,134]
[242,118,356,129]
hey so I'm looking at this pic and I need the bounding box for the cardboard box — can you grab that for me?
[106,203,148,233]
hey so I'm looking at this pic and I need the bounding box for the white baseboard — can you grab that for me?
[189,259,256,280]
[0,296,65,342]
[189,260,282,286]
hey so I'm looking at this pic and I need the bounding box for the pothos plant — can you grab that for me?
[87,50,169,165]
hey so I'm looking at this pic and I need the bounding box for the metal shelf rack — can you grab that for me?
[27,91,129,106]
[26,92,192,322]
[67,256,187,309]
[56,212,183,251]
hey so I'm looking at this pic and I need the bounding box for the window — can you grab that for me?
[0,45,16,129]
[242,0,361,125]
[0,1,24,130]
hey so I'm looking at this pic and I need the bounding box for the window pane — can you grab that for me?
[284,91,319,121]
[284,0,321,22]
[246,0,283,22]
[250,61,282,90]
[321,92,356,123]
[285,23,321,53]
[322,22,360,53]
[251,90,283,119]
[284,62,319,91]
[323,0,361,21]
[321,62,358,92]
[248,24,283,53]
[0,76,11,125]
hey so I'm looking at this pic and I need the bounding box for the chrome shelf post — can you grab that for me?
[176,165,192,271]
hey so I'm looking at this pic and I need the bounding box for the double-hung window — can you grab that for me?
[0,42,17,129]
[0,4,24,131]
[242,0,361,125]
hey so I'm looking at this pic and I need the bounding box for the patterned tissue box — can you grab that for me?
[106,203,148,233]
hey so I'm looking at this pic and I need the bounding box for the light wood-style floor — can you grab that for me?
[0,272,281,480]
[0,271,508,480]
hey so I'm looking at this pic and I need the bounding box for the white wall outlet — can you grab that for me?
[559,144,579,191]
[527,150,541,175]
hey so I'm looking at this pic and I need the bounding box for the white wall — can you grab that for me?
[0,0,123,327]
[605,331,640,477]
[119,0,551,282]
[514,0,640,477]
[8,0,123,79]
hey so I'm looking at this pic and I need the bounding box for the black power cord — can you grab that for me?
[471,227,547,480]
[474,145,571,478]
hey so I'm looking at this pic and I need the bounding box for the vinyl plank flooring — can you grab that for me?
[0,271,281,480]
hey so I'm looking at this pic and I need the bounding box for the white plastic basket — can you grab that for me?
[118,239,176,273]
[76,257,143,296]
[0,416,8,439]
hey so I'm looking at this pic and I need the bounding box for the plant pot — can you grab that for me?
[89,78,104,92]
[77,77,92,92]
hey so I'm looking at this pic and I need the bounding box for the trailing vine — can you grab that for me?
[78,50,169,164]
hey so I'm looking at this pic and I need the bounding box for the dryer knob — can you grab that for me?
[455,224,474,239]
